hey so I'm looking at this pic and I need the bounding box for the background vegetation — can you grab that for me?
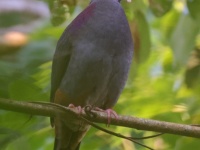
[0,0,199,149]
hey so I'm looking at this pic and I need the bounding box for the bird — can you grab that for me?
[50,0,133,149]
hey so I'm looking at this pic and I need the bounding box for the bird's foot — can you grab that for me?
[94,107,119,126]
[68,104,89,131]
[68,104,82,116]
[84,105,96,118]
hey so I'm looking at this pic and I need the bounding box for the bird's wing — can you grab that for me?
[50,30,72,128]
[50,30,72,103]
[50,2,96,103]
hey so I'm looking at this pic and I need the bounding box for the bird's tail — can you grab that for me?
[54,119,89,150]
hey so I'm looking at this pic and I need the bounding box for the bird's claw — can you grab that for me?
[68,104,82,116]
[105,109,119,126]
[94,107,119,127]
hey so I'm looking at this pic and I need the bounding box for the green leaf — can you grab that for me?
[149,0,173,17]
[187,0,200,22]
[156,9,181,39]
[175,137,200,150]
[170,14,200,66]
[135,11,151,63]
[9,79,48,101]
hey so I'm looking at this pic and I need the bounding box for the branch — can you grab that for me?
[0,98,200,138]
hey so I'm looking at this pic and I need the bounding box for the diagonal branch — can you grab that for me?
[0,98,200,138]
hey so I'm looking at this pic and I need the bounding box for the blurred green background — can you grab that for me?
[0,0,200,149]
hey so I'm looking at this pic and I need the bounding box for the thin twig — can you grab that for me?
[80,116,154,150]
[129,133,164,140]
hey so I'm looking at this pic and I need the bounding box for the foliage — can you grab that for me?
[0,0,200,149]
